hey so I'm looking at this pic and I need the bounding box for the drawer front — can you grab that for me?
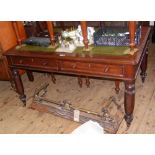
[89,63,124,77]
[60,61,124,77]
[11,57,124,77]
[11,56,58,70]
[61,61,90,72]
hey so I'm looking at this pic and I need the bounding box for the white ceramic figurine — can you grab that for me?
[62,25,95,47]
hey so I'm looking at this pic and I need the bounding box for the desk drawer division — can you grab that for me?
[11,56,58,70]
[60,61,124,77]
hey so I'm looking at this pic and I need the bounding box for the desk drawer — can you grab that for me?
[61,61,90,72]
[60,61,124,77]
[11,56,58,70]
[89,63,124,77]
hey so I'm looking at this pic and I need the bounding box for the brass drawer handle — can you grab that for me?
[104,66,109,73]
[42,62,48,66]
[72,64,76,69]
[31,58,34,62]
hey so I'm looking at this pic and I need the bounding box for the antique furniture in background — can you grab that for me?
[0,21,26,80]
[24,21,48,37]
[0,52,10,80]
[4,21,151,127]
[24,21,128,38]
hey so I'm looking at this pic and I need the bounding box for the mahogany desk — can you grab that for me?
[4,26,151,126]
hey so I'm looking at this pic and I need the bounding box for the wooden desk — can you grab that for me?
[4,26,151,126]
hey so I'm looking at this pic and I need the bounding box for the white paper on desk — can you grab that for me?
[71,120,104,134]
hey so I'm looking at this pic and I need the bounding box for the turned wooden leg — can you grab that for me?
[78,76,83,88]
[85,77,90,88]
[80,21,89,49]
[11,68,26,106]
[140,49,148,83]
[124,80,135,127]
[128,21,136,50]
[26,70,34,82]
[8,68,16,90]
[46,21,55,46]
[115,80,120,94]
[51,73,56,84]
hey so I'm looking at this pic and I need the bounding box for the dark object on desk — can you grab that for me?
[23,37,51,47]
[94,26,141,46]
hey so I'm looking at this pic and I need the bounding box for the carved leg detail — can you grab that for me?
[11,68,26,106]
[26,70,34,82]
[124,80,135,127]
[78,76,82,88]
[140,48,148,83]
[115,80,120,94]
